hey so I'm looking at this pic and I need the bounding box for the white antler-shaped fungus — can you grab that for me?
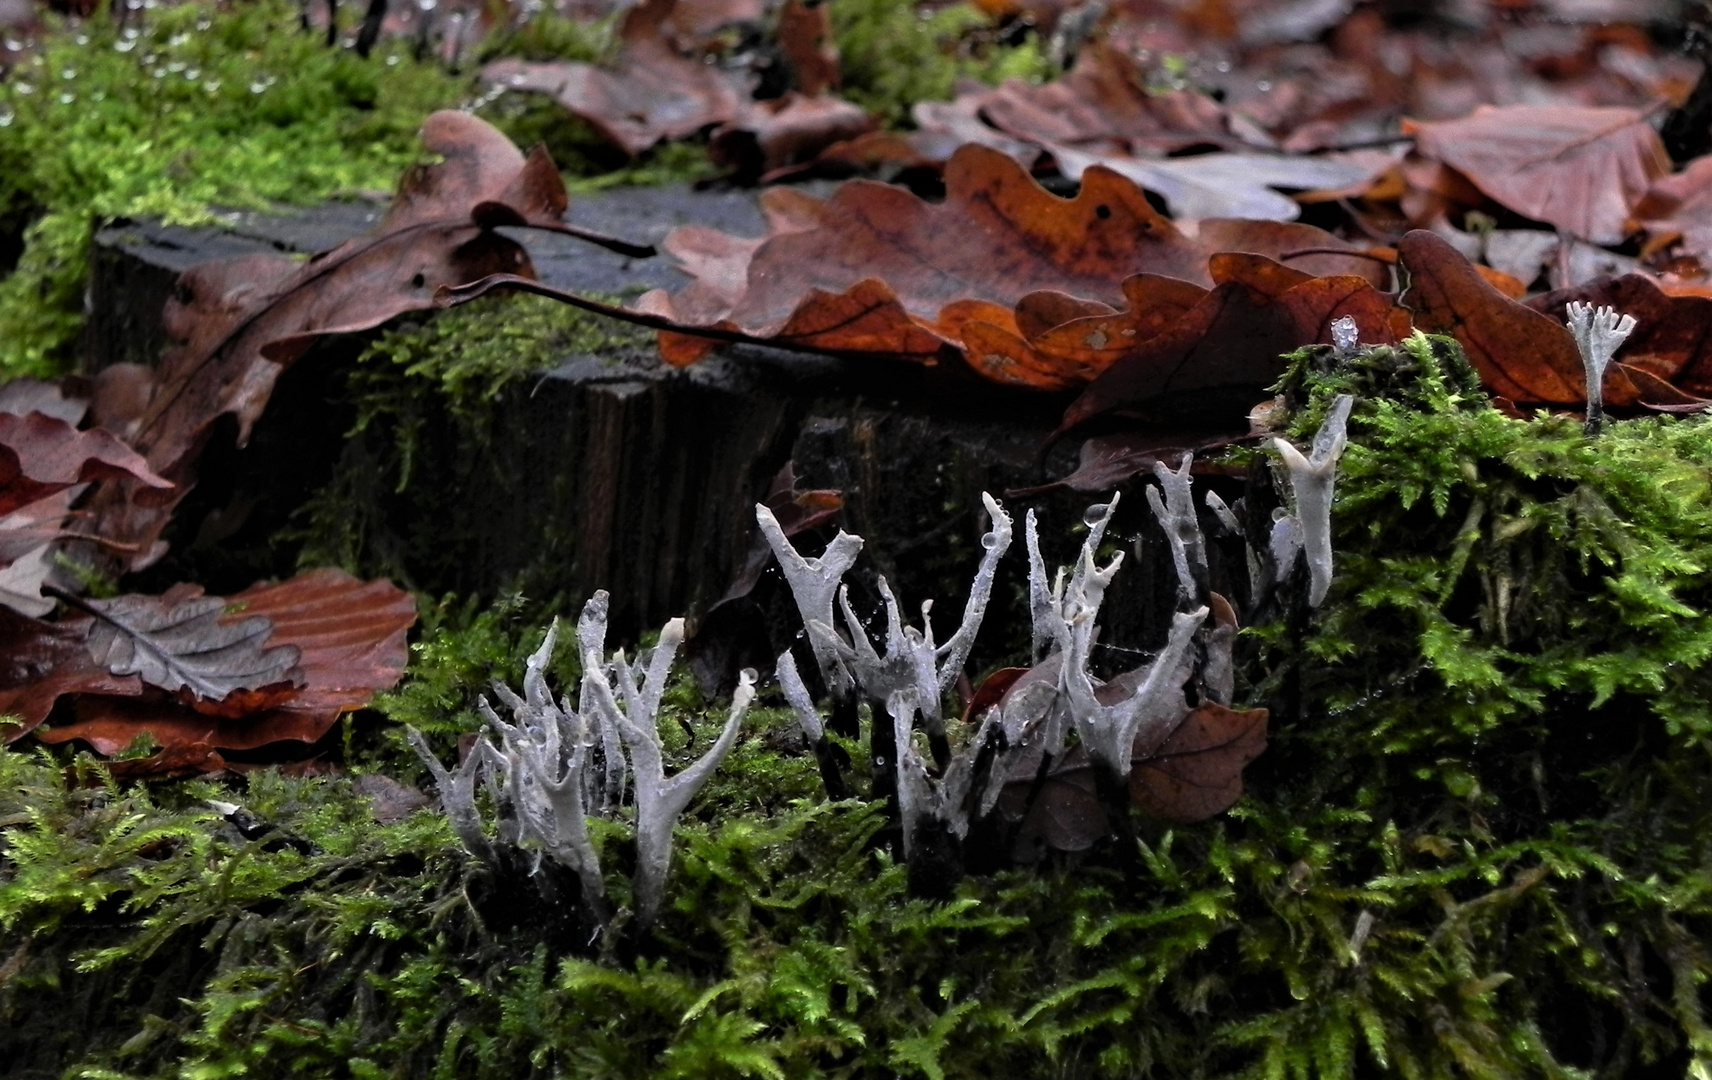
[585,644,757,926]
[408,725,496,866]
[1044,496,1207,778]
[1147,454,1208,607]
[576,592,626,812]
[477,620,608,916]
[1565,301,1636,437]
[819,496,1013,854]
[414,592,754,934]
[756,504,864,691]
[1270,394,1354,607]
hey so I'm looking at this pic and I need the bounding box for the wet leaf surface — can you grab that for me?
[1409,105,1670,245]
[15,569,413,767]
[1128,703,1269,823]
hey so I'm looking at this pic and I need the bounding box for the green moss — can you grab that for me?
[0,1,716,380]
[0,0,478,377]
[7,333,1712,1078]
[829,0,1052,126]
[476,8,616,66]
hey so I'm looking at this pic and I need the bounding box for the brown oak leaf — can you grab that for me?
[14,568,414,761]
[1057,253,1410,431]
[479,143,1382,389]
[1398,230,1688,408]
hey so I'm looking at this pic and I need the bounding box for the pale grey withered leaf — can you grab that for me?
[83,592,302,701]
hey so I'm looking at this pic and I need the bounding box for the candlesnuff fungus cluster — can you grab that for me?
[759,395,1355,891]
[408,397,1356,917]
[409,590,756,931]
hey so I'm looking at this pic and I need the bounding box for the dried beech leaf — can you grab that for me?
[79,592,303,703]
[1409,104,1669,245]
[1007,743,1109,854]
[1128,703,1268,823]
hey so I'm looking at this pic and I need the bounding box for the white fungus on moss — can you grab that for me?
[410,591,755,930]
[1564,301,1637,437]
[1270,393,1354,607]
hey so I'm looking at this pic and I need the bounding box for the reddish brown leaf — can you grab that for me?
[746,143,1207,319]
[1010,743,1109,855]
[710,93,876,180]
[0,411,170,518]
[29,568,414,756]
[1128,703,1268,823]
[777,0,838,97]
[1397,229,1662,408]
[482,0,750,156]
[221,568,416,723]
[1059,256,1409,432]
[1408,104,1670,244]
[1014,292,1119,341]
[102,744,229,781]
[0,606,139,742]
[706,461,843,611]
[619,141,1400,389]
[641,143,1208,343]
[1194,220,1390,287]
[975,44,1238,156]
[1635,155,1712,266]
[962,666,1029,726]
[1017,275,1212,383]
